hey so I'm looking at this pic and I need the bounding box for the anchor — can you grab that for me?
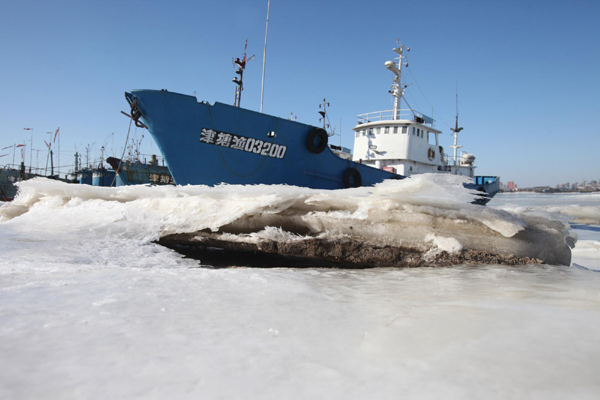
[121,97,148,129]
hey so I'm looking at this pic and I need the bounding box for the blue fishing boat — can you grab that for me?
[124,90,395,189]
[123,41,499,197]
[107,156,174,186]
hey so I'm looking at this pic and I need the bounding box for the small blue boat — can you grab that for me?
[106,156,174,186]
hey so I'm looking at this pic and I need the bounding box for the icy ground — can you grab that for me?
[493,191,600,270]
[0,175,576,265]
[1,178,599,399]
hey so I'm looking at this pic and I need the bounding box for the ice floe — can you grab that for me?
[1,175,574,266]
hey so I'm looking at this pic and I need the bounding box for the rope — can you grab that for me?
[111,118,132,187]
[406,88,422,115]
[406,65,452,129]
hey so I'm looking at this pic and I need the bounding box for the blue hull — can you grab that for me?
[0,168,20,201]
[92,169,116,187]
[76,169,93,185]
[106,157,174,186]
[126,90,400,189]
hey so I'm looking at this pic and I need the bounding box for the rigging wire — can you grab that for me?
[404,60,453,130]
[325,110,336,137]
[405,88,422,116]
[111,118,133,187]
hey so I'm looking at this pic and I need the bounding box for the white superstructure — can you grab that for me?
[352,41,475,178]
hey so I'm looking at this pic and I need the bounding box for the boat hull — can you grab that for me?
[0,169,19,201]
[106,157,174,186]
[92,169,116,187]
[126,90,400,189]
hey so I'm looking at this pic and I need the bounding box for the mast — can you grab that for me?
[232,40,254,107]
[50,149,54,176]
[450,90,463,166]
[385,40,410,120]
[260,0,270,113]
[318,98,330,130]
[232,42,247,107]
[57,128,60,178]
[23,128,33,173]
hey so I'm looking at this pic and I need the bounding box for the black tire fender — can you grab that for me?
[343,168,362,188]
[306,128,328,154]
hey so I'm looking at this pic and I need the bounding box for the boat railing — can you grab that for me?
[446,156,466,166]
[2,162,78,178]
[356,109,435,125]
[2,163,18,171]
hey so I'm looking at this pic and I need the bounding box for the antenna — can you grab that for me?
[232,39,255,107]
[449,84,463,166]
[385,41,410,119]
[318,98,330,130]
[260,0,271,113]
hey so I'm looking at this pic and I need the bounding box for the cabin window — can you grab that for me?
[362,130,367,136]
[368,128,374,136]
[428,132,436,145]
[402,126,407,134]
[355,131,359,138]
[384,126,390,134]
[393,126,398,134]
[412,127,415,135]
[375,127,380,134]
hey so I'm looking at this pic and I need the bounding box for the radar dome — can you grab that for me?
[461,153,475,165]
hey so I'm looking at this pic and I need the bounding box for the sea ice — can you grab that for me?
[1,175,574,266]
[1,186,599,400]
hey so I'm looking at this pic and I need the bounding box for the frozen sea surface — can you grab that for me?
[493,192,600,270]
[1,180,599,399]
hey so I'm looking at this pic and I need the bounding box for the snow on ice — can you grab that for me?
[2,177,600,399]
[1,175,574,266]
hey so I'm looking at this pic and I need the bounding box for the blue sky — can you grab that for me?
[1,0,598,187]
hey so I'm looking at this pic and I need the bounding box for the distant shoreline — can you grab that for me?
[500,189,600,194]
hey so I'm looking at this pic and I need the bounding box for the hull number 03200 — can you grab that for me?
[199,128,287,159]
